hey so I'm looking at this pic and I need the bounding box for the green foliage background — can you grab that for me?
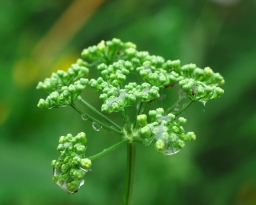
[1,0,256,204]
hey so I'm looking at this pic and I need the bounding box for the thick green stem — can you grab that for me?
[77,96,122,130]
[71,102,123,136]
[88,139,128,161]
[123,143,136,205]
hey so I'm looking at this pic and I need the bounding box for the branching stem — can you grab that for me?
[71,102,123,136]
[77,96,122,130]
[88,139,128,160]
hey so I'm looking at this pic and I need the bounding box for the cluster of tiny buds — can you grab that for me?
[81,38,137,66]
[37,64,88,93]
[97,82,160,113]
[136,108,196,155]
[51,132,92,193]
[37,38,224,112]
[37,78,88,109]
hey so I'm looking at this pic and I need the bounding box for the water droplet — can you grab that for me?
[202,101,207,106]
[79,167,91,172]
[162,148,180,156]
[53,168,87,194]
[92,122,102,131]
[81,114,88,121]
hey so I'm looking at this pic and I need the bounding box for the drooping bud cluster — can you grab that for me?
[137,108,196,155]
[36,63,89,108]
[51,132,92,193]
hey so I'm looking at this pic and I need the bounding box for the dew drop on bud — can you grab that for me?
[162,148,180,156]
[81,114,88,121]
[92,122,102,131]
[53,168,83,194]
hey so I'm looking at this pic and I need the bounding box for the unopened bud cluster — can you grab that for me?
[137,108,196,155]
[37,38,224,111]
[36,63,89,108]
[81,38,136,67]
[51,132,92,193]
[91,81,160,113]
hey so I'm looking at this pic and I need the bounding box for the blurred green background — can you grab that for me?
[1,0,256,204]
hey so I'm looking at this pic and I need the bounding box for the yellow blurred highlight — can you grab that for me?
[50,54,79,73]
[0,101,10,125]
[12,58,38,86]
[236,182,256,205]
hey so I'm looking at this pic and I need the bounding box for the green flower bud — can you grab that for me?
[37,99,50,109]
[61,163,70,173]
[58,173,69,185]
[57,144,65,151]
[149,110,157,121]
[174,140,185,149]
[81,49,89,58]
[186,132,196,141]
[67,180,81,193]
[59,136,65,144]
[52,175,58,183]
[204,67,213,76]
[140,126,152,138]
[125,48,136,57]
[64,156,70,163]
[170,60,181,69]
[75,144,86,155]
[112,38,122,46]
[51,160,57,167]
[80,158,92,169]
[137,114,148,126]
[54,161,61,168]
[73,132,87,144]
[65,134,73,142]
[72,156,81,165]
[76,170,86,180]
[154,140,165,151]
[97,40,106,51]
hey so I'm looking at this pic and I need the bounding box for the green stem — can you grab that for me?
[173,100,194,116]
[123,143,136,205]
[121,109,132,133]
[165,96,184,114]
[88,139,128,160]
[77,96,122,131]
[71,102,123,136]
